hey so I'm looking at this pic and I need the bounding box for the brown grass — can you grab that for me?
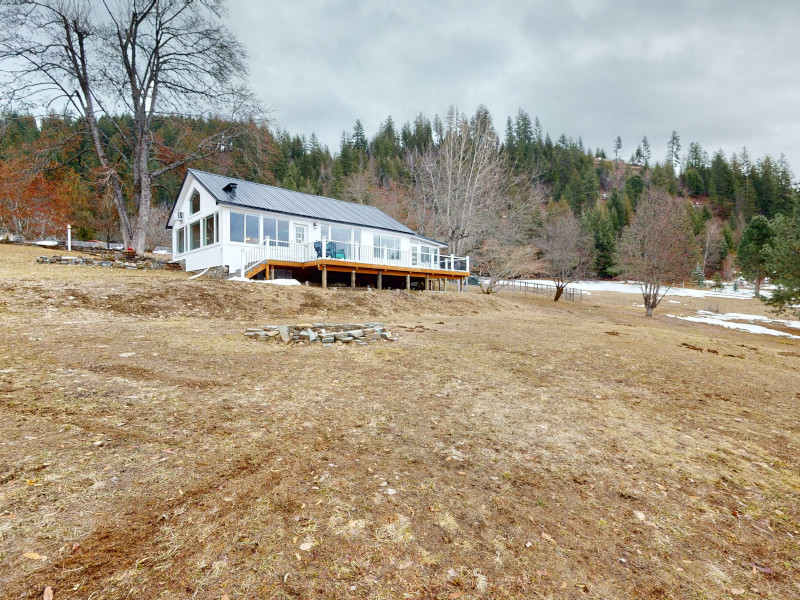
[1,243,798,599]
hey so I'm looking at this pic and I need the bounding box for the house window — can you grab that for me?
[230,212,245,242]
[411,246,419,266]
[277,219,289,246]
[190,190,201,215]
[262,217,276,243]
[203,213,217,246]
[263,217,290,246]
[421,245,431,265]
[330,226,351,242]
[245,214,259,244]
[176,227,185,254]
[189,220,201,250]
[374,235,401,261]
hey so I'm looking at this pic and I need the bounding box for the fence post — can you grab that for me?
[240,248,246,278]
[67,224,72,252]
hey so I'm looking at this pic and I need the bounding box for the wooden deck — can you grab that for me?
[245,257,468,290]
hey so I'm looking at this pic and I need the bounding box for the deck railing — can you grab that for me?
[242,237,469,276]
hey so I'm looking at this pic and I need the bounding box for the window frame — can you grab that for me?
[189,190,201,215]
[176,227,185,254]
[189,220,202,251]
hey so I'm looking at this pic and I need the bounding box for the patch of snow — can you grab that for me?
[517,278,766,300]
[667,311,800,339]
[668,300,682,304]
[34,240,59,246]
[227,276,302,286]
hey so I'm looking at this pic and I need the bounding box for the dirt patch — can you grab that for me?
[1,244,799,599]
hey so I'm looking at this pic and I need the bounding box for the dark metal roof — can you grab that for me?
[188,169,416,236]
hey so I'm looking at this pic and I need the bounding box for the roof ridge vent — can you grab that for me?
[222,182,238,195]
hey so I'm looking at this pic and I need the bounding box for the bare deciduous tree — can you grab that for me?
[341,171,374,205]
[144,202,173,251]
[619,188,697,316]
[0,0,261,254]
[411,105,509,256]
[535,202,594,301]
[474,237,540,294]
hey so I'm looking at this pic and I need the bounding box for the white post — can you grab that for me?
[67,224,72,251]
[322,236,327,259]
[240,248,246,278]
[466,256,470,273]
[450,254,454,271]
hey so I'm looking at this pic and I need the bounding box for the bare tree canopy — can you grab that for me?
[0,0,262,253]
[535,201,593,301]
[411,105,508,256]
[618,188,697,316]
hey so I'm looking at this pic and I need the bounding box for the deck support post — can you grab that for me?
[351,270,356,289]
[269,266,274,280]
[322,265,327,289]
[406,274,411,291]
[444,278,448,292]
[377,271,382,290]
[424,274,429,291]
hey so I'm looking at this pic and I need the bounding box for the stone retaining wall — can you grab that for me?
[245,323,397,347]
[36,255,182,271]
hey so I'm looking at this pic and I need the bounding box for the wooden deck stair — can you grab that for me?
[244,259,268,279]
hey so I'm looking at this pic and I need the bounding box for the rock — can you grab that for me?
[365,333,380,341]
[265,330,280,337]
[333,332,349,340]
[307,329,317,342]
[348,329,364,338]
[246,328,264,333]
[278,325,291,343]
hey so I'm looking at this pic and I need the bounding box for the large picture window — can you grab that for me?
[189,220,201,250]
[230,212,245,242]
[203,213,217,246]
[245,214,259,244]
[262,216,290,247]
[374,235,401,261]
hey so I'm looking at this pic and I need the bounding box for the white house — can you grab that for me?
[166,169,469,290]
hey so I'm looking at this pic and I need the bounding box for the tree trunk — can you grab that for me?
[131,127,152,255]
[645,304,654,317]
[554,286,564,301]
[754,277,762,296]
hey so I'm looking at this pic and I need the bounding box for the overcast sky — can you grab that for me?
[226,0,800,172]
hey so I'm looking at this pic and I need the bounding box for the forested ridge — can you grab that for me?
[2,106,796,259]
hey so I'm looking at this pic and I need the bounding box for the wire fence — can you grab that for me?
[488,279,583,301]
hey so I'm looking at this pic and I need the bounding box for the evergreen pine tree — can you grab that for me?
[352,119,368,153]
[736,215,773,295]
[641,135,651,168]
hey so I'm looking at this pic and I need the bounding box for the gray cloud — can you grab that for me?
[227,0,800,172]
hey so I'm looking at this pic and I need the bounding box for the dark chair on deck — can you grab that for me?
[313,241,322,258]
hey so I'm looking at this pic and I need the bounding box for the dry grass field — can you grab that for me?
[1,244,798,599]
